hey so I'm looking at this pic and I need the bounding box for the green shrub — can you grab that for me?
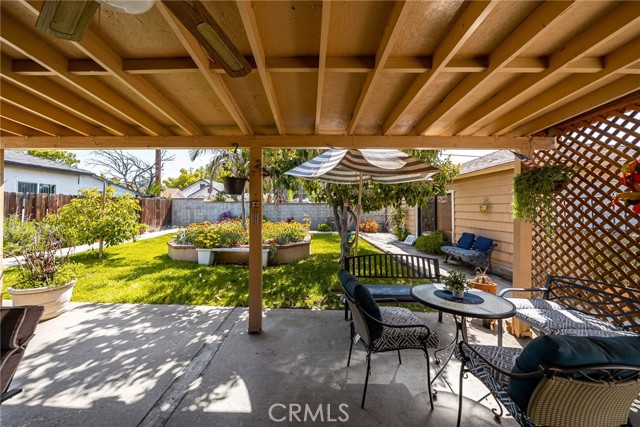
[415,231,445,255]
[317,223,332,232]
[390,206,408,241]
[3,215,37,256]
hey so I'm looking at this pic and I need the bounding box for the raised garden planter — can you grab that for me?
[167,241,198,262]
[270,239,311,265]
[168,242,268,267]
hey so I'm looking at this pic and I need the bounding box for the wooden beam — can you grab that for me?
[347,1,410,135]
[0,135,556,150]
[382,0,499,134]
[448,1,640,136]
[0,12,169,136]
[0,118,46,136]
[157,1,253,135]
[0,81,109,136]
[0,102,73,136]
[508,76,640,136]
[248,147,263,333]
[237,0,285,134]
[412,1,576,136]
[315,0,331,134]
[482,38,640,135]
[1,55,140,136]
[11,55,624,76]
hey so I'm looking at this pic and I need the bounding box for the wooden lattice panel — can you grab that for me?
[531,101,640,291]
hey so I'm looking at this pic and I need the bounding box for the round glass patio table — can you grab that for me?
[410,284,516,390]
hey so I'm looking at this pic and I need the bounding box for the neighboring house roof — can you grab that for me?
[458,150,514,176]
[5,150,94,175]
[182,179,224,198]
[161,188,187,198]
[5,151,139,195]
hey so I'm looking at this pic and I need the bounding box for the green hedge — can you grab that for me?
[415,231,445,255]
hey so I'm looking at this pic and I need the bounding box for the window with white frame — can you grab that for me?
[17,181,37,193]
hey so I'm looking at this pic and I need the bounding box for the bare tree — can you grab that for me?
[90,150,175,195]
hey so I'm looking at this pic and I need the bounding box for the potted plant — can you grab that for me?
[512,163,578,236]
[443,269,468,299]
[8,223,78,321]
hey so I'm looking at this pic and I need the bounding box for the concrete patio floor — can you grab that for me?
[1,303,528,427]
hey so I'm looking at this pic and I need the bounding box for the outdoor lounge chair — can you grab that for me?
[454,335,640,427]
[338,270,439,409]
[1,305,44,402]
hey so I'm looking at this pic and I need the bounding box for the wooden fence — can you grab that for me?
[531,99,639,289]
[3,192,172,230]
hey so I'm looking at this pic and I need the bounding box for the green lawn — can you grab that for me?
[3,233,426,310]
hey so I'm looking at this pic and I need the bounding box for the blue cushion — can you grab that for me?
[471,236,493,252]
[508,335,640,411]
[457,232,475,249]
[338,270,383,340]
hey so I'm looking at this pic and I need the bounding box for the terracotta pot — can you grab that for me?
[8,280,76,321]
[223,177,247,195]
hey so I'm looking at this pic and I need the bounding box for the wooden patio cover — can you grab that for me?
[1,0,639,332]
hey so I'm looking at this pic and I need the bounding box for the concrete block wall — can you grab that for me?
[171,199,387,231]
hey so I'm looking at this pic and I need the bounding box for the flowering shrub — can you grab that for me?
[359,218,379,233]
[263,221,309,245]
[185,220,248,248]
[217,210,236,222]
[317,223,332,232]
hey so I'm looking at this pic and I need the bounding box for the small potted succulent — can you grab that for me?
[443,269,468,299]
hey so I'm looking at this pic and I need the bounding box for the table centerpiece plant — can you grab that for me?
[442,269,469,299]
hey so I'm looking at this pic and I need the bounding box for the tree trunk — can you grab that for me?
[298,183,304,202]
[333,202,354,268]
[155,150,162,185]
[98,238,104,258]
[241,186,247,229]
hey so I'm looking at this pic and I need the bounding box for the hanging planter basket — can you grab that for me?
[223,177,247,195]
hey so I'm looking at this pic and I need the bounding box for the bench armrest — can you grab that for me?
[497,287,548,298]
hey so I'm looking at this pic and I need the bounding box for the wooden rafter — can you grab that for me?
[0,81,109,136]
[237,0,285,134]
[0,102,76,136]
[509,77,640,136]
[0,118,45,136]
[346,0,409,135]
[156,1,253,135]
[411,1,576,136]
[482,38,640,136]
[382,0,499,135]
[0,13,169,137]
[0,135,555,150]
[449,1,640,136]
[314,0,331,135]
[1,55,139,137]
[16,1,203,137]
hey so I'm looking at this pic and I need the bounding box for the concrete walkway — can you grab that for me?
[1,303,524,427]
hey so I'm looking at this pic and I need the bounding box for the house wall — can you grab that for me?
[4,165,134,196]
[4,165,81,194]
[450,167,515,278]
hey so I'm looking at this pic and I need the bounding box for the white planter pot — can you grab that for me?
[8,280,76,321]
[196,248,215,265]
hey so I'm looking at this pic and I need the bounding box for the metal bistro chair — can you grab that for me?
[454,336,640,427]
[338,270,439,410]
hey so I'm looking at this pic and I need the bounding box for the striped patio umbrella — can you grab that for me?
[285,149,438,254]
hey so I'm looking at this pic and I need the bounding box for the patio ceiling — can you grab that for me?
[0,0,638,150]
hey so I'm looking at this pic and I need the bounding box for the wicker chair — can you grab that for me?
[338,270,439,409]
[454,339,640,427]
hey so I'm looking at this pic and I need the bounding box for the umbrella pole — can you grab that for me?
[354,174,363,256]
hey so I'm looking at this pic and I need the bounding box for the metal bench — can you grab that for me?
[441,236,497,272]
[342,253,440,320]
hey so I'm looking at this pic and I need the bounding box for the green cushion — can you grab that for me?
[471,236,493,252]
[338,270,383,340]
[457,232,475,250]
[508,335,640,411]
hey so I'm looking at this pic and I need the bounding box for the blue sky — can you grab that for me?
[70,149,495,181]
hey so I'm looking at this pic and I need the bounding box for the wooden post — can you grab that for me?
[0,149,4,306]
[248,147,263,334]
[511,153,533,338]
